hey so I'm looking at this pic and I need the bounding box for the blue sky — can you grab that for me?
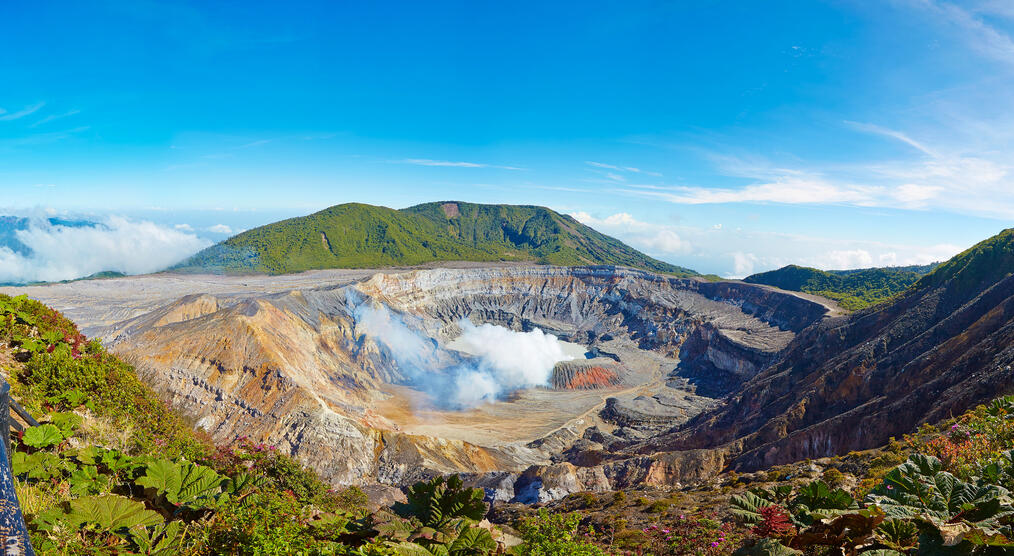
[2,0,1013,277]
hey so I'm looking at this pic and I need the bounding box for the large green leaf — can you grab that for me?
[730,491,775,524]
[866,454,1014,546]
[874,518,919,551]
[791,480,857,524]
[732,538,802,555]
[69,465,112,496]
[131,521,184,555]
[136,459,227,510]
[13,451,70,481]
[396,475,486,528]
[65,494,163,534]
[22,424,64,448]
[447,527,496,556]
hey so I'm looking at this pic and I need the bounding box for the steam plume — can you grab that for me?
[348,292,574,408]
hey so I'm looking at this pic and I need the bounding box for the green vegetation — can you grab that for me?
[729,394,1014,554]
[918,228,1014,297]
[743,263,939,311]
[0,293,507,554]
[173,201,698,276]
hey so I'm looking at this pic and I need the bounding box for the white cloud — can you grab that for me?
[585,160,662,177]
[845,121,937,156]
[174,223,194,232]
[29,109,80,128]
[236,139,271,149]
[0,216,210,284]
[893,184,943,205]
[398,158,524,170]
[0,102,46,122]
[622,120,1014,219]
[624,178,879,205]
[732,252,758,277]
[824,249,874,269]
[571,211,691,255]
[909,0,1014,67]
[207,224,233,234]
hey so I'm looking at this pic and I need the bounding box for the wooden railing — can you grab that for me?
[0,380,36,555]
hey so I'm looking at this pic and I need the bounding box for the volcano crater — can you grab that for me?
[6,265,832,497]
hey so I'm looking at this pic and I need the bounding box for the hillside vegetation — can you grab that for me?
[0,294,512,554]
[173,201,698,276]
[743,263,938,310]
[507,393,1014,554]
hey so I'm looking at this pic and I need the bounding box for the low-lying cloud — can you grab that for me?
[349,293,573,408]
[0,215,210,284]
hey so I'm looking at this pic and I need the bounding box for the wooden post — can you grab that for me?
[0,381,34,556]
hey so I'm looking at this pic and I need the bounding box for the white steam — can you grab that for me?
[349,293,575,408]
[0,215,211,284]
[448,321,574,406]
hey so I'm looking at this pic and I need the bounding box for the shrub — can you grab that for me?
[512,510,605,556]
[821,468,846,489]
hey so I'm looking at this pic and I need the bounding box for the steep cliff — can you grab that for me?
[643,228,1014,472]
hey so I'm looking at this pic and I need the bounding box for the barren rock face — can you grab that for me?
[551,360,622,390]
[4,265,829,500]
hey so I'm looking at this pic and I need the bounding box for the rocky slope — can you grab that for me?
[6,230,1014,508]
[3,265,828,497]
[632,228,1014,475]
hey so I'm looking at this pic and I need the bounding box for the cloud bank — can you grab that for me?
[0,215,211,284]
[571,210,963,278]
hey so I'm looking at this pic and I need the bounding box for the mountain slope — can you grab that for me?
[743,263,938,310]
[173,201,698,276]
[655,228,1014,470]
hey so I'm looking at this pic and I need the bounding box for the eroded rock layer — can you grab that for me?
[4,265,829,498]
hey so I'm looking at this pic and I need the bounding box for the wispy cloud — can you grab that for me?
[908,0,1014,66]
[28,108,79,126]
[844,121,937,156]
[397,158,525,170]
[618,118,1014,218]
[0,102,46,122]
[0,126,90,148]
[585,160,662,177]
[236,139,271,149]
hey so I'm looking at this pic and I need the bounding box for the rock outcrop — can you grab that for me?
[550,360,622,390]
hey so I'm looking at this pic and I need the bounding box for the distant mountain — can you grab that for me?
[172,201,699,276]
[743,262,939,310]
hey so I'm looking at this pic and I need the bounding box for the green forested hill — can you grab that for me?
[172,201,699,276]
[743,262,939,310]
